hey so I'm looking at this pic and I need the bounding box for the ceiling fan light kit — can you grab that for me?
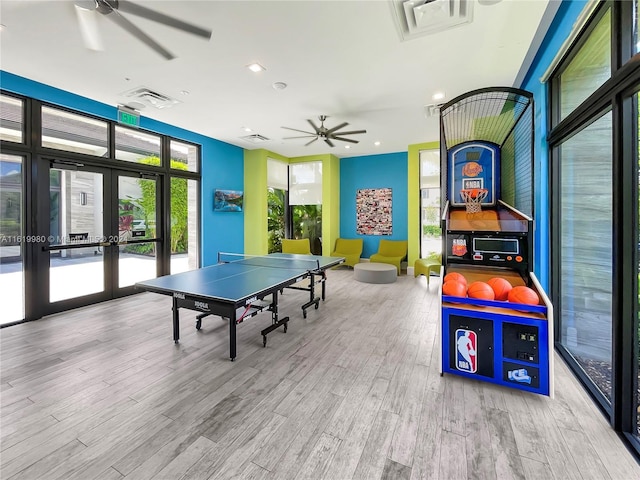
[282,115,366,148]
[73,0,212,60]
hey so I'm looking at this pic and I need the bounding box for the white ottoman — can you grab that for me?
[354,262,397,284]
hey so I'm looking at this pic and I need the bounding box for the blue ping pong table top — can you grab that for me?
[136,253,343,303]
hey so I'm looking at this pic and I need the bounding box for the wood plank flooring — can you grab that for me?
[1,269,639,479]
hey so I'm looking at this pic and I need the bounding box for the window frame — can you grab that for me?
[547,0,640,455]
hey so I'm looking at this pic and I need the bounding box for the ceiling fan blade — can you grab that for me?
[324,138,334,147]
[106,7,175,59]
[307,119,320,134]
[332,136,359,144]
[281,126,316,135]
[305,137,319,146]
[283,135,317,139]
[75,1,104,51]
[331,129,367,135]
[116,0,212,39]
[325,122,349,135]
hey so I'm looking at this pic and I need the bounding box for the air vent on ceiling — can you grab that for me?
[424,103,464,117]
[241,134,270,143]
[121,87,180,109]
[390,0,473,41]
[424,103,443,117]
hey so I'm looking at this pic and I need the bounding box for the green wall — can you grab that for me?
[244,149,340,257]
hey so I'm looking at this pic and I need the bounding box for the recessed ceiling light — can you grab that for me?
[272,82,287,90]
[345,145,351,149]
[180,90,190,96]
[247,63,266,73]
[243,127,252,132]
[432,91,445,101]
[374,141,381,146]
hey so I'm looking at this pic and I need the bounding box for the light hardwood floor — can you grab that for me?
[1,269,639,480]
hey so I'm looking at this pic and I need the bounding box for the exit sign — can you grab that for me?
[117,107,140,128]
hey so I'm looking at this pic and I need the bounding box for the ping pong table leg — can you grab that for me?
[229,308,237,361]
[172,297,180,343]
[261,290,289,347]
[301,271,321,318]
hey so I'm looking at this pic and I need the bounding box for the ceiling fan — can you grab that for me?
[73,0,212,60]
[282,115,367,147]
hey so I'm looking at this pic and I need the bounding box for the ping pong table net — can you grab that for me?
[217,252,321,271]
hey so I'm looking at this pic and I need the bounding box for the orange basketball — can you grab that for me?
[487,277,513,301]
[442,280,467,297]
[508,286,540,305]
[443,272,467,286]
[467,281,495,300]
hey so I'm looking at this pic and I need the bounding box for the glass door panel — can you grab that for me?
[170,177,198,274]
[117,175,157,288]
[49,167,105,302]
[559,112,613,401]
[0,154,24,324]
[635,90,639,441]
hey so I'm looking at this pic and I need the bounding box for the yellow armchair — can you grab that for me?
[281,238,311,255]
[370,239,408,274]
[414,253,442,285]
[331,238,363,267]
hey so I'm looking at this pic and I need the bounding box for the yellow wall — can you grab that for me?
[407,141,440,266]
[244,149,289,255]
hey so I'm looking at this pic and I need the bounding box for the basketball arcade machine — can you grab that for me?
[438,87,554,397]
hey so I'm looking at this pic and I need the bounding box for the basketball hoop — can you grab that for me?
[460,188,488,214]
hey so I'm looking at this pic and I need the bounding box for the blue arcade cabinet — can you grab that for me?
[438,87,554,397]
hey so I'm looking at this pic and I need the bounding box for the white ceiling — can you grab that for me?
[0,0,552,158]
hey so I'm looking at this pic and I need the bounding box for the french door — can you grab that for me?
[37,158,162,316]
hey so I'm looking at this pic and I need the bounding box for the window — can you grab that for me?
[0,94,24,143]
[557,7,611,122]
[549,0,640,456]
[420,149,441,257]
[289,162,322,255]
[170,139,199,173]
[0,154,24,324]
[1,90,202,323]
[115,126,161,164]
[171,177,199,273]
[267,158,288,254]
[635,0,639,55]
[559,112,613,401]
[41,106,108,156]
[635,89,640,442]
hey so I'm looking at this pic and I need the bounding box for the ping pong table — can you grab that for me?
[136,253,344,360]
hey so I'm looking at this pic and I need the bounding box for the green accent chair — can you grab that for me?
[370,239,408,275]
[282,238,311,255]
[414,253,442,285]
[331,238,363,268]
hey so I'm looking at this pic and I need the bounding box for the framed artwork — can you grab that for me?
[214,189,243,212]
[356,188,392,235]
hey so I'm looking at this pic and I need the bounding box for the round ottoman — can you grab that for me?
[354,262,397,284]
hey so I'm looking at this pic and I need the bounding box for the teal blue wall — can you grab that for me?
[0,71,244,267]
[519,0,585,291]
[340,152,408,258]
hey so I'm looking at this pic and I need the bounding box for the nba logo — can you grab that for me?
[455,329,477,373]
